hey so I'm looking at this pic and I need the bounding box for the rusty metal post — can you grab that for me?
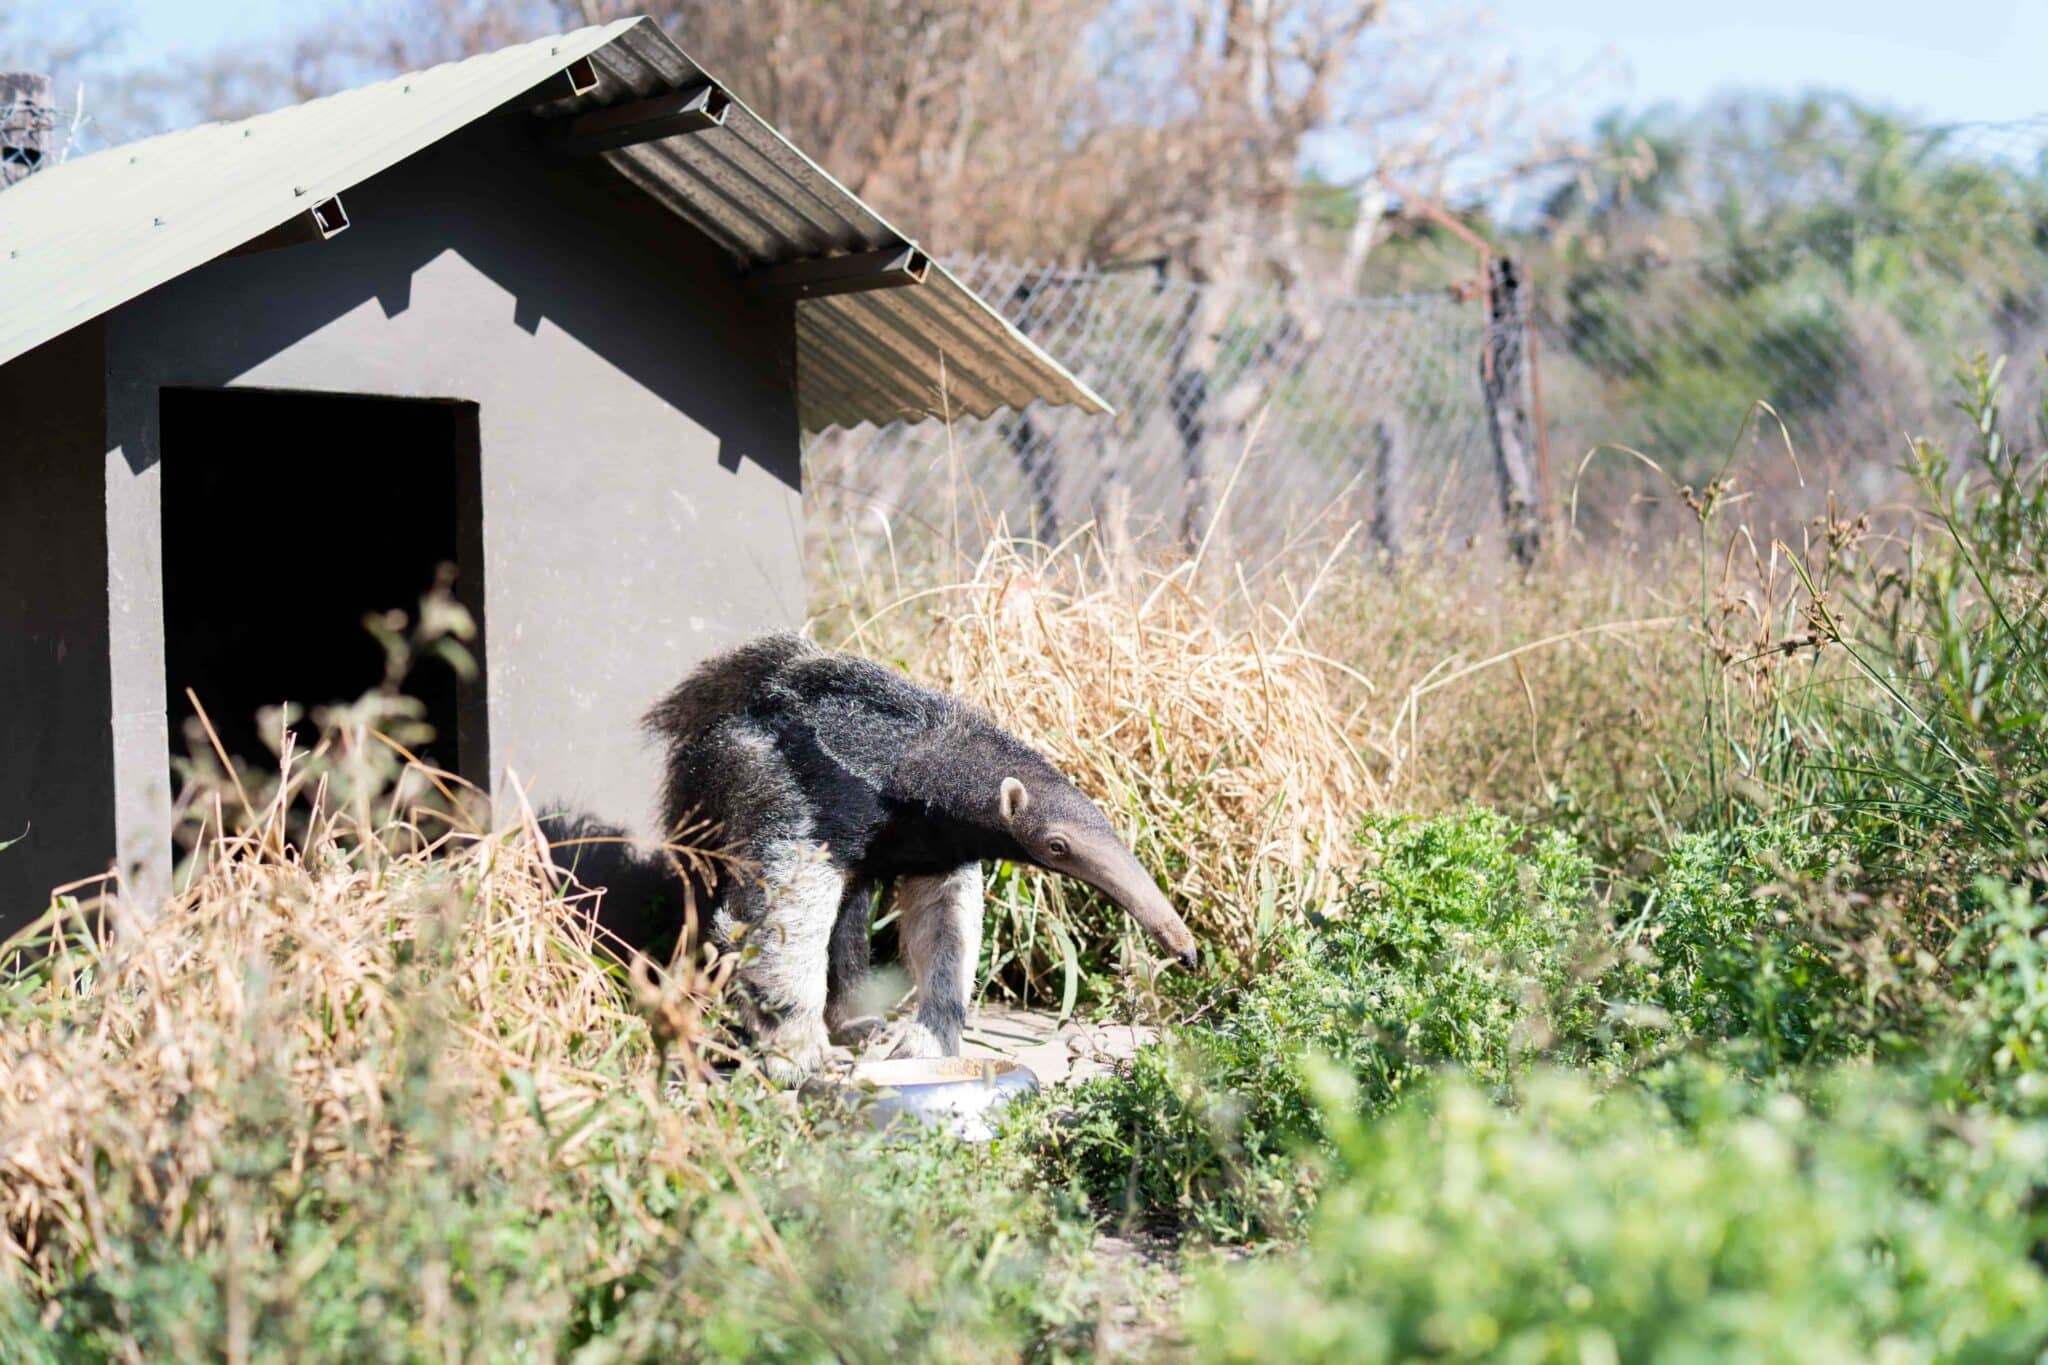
[1481,255,1543,566]
[1369,412,1407,566]
[1524,298,1560,557]
[1,73,54,189]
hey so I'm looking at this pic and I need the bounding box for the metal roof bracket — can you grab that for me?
[541,80,729,156]
[746,245,930,302]
[561,56,600,97]
[220,195,350,260]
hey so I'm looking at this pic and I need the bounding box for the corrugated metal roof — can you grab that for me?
[0,16,1107,433]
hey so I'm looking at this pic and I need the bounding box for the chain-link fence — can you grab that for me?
[807,259,1504,571]
[807,115,2048,570]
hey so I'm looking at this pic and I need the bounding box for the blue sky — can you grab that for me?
[46,0,2048,130]
[1493,0,2048,127]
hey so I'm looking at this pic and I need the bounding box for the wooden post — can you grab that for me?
[1369,413,1407,566]
[1166,239,1243,550]
[1166,288,1216,550]
[1006,280,1060,541]
[0,73,53,189]
[1481,255,1543,566]
[1168,362,1208,548]
[1008,414,1059,542]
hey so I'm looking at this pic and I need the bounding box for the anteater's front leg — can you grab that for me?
[891,863,984,1058]
[736,840,844,1084]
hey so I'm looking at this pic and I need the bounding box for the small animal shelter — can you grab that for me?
[0,17,1106,929]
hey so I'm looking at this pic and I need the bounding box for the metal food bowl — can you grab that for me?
[829,1057,1041,1142]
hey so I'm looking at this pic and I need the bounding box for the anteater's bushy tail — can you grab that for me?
[642,631,815,750]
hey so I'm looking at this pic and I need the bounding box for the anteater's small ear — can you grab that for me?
[999,776,1030,822]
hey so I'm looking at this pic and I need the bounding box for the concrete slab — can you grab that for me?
[959,1004,1157,1087]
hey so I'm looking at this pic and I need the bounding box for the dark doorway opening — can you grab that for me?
[159,387,486,791]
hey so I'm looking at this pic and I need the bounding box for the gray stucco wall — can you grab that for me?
[7,108,804,924]
[0,320,116,922]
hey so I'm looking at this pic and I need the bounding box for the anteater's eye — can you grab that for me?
[1047,835,1070,859]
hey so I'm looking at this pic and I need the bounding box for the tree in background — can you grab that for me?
[575,0,1117,261]
[15,0,1506,271]
[1525,92,2048,491]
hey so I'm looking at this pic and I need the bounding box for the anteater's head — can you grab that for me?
[993,770,1199,970]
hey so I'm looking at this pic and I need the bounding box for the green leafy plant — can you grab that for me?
[1186,1065,2048,1362]
[1032,809,1599,1242]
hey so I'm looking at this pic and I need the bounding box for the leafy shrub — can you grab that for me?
[1031,809,1598,1241]
[1185,1066,2048,1362]
[1618,820,1894,1066]
[1934,876,2048,1116]
[1573,357,2048,1099]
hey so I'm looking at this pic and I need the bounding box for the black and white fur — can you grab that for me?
[643,633,1198,1082]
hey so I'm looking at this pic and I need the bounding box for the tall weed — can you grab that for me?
[1799,356,2048,886]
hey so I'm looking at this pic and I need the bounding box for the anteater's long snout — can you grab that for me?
[1070,831,1199,969]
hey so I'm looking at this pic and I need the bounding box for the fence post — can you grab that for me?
[1166,254,1240,549]
[1167,295,1214,549]
[1481,255,1543,566]
[1006,278,1060,541]
[1369,413,1407,565]
[1,73,53,189]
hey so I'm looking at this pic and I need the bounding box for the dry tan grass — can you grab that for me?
[0,741,725,1290]
[828,532,1378,980]
[1315,548,1699,829]
[0,679,1092,1353]
[818,512,1741,969]
[1305,507,1844,867]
